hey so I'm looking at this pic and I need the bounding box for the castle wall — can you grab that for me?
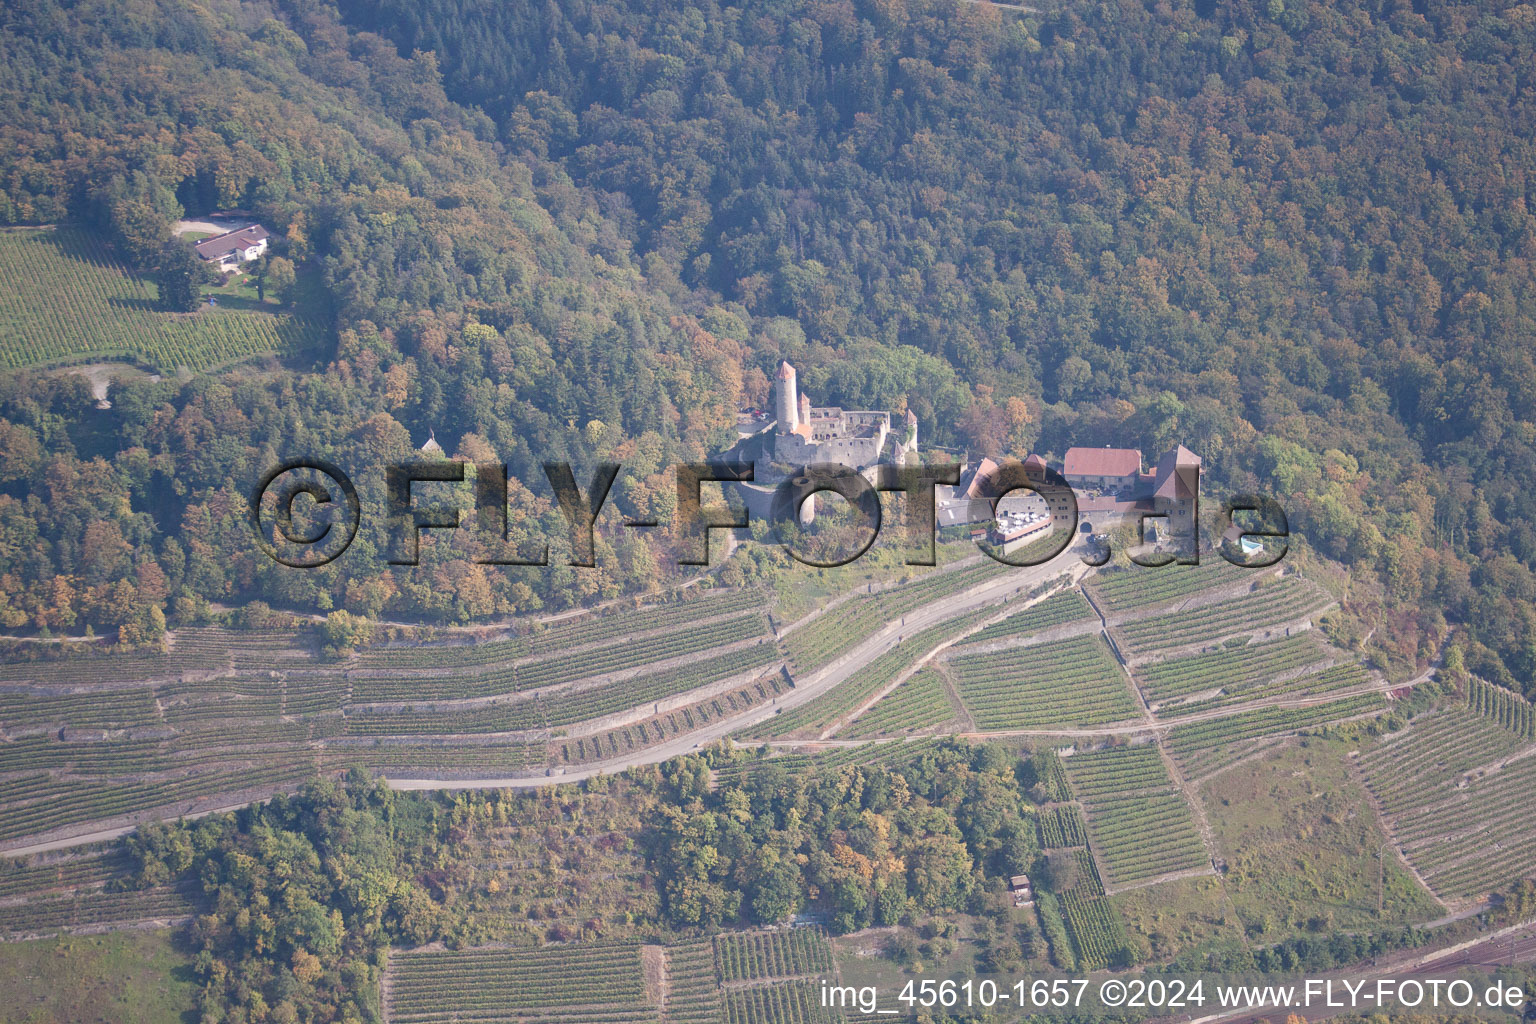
[772,429,886,470]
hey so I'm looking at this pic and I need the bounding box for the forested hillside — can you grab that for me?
[2,0,1535,693]
[112,743,1048,1023]
[0,0,749,628]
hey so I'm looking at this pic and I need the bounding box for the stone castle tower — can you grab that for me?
[775,360,800,435]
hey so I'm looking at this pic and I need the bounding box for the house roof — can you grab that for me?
[1063,446,1142,478]
[193,224,269,261]
[1150,444,1201,501]
[963,457,1000,500]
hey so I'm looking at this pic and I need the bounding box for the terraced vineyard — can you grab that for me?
[321,741,543,774]
[158,678,283,723]
[752,611,987,739]
[715,928,834,982]
[0,647,204,684]
[838,667,955,738]
[1466,677,1536,739]
[352,611,770,701]
[0,760,316,842]
[0,686,161,729]
[1062,745,1208,887]
[1165,662,1368,718]
[1086,559,1255,612]
[950,590,1094,649]
[282,677,347,715]
[386,941,650,1023]
[544,642,780,727]
[1136,634,1329,704]
[345,643,781,738]
[1165,693,1387,778]
[523,588,767,654]
[353,634,530,670]
[1061,886,1130,970]
[1114,576,1331,654]
[664,939,725,1024]
[0,882,201,936]
[0,227,322,371]
[352,589,766,670]
[1358,706,1536,899]
[1038,803,1088,848]
[553,671,790,765]
[348,665,519,702]
[782,559,1010,672]
[1062,744,1169,800]
[946,634,1139,730]
[722,980,836,1024]
[383,931,836,1024]
[0,722,535,847]
[520,611,773,692]
[1048,848,1132,970]
[343,697,547,736]
[1073,791,1208,888]
[0,609,791,846]
[0,849,123,900]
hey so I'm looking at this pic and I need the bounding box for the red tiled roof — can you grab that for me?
[193,224,269,261]
[1063,446,1142,478]
[963,457,1000,500]
[1151,445,1201,501]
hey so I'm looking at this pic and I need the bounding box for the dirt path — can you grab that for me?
[1104,865,1217,897]
[641,945,667,1010]
[935,662,977,731]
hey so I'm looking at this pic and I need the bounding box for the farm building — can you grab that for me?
[1062,446,1143,490]
[194,224,270,269]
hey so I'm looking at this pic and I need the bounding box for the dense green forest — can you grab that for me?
[2,0,1535,694]
[122,742,1062,1023]
[106,739,1536,1023]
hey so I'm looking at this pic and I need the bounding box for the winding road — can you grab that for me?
[388,540,1094,791]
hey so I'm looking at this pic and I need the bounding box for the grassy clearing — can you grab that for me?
[1199,738,1441,941]
[1113,875,1248,965]
[0,929,196,1024]
[830,915,996,1006]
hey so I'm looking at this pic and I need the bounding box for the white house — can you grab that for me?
[193,224,270,270]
